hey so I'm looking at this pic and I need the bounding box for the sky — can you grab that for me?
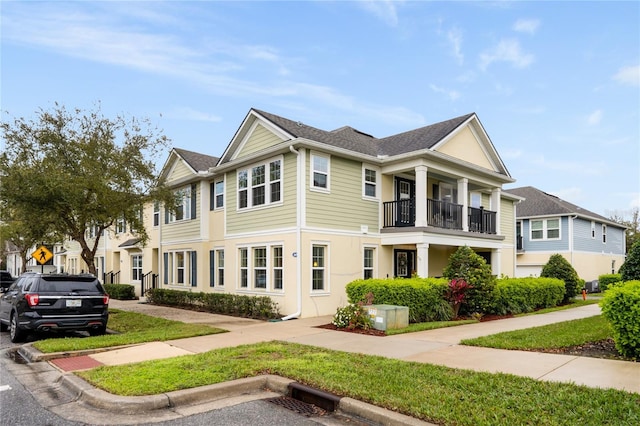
[1,1,639,219]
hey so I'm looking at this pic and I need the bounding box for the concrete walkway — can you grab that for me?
[98,300,639,394]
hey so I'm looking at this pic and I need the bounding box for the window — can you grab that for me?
[237,157,282,209]
[530,218,561,240]
[217,250,224,286]
[591,221,596,239]
[363,247,374,279]
[176,252,185,284]
[253,247,267,289]
[273,246,283,290]
[363,167,377,198]
[153,202,160,227]
[132,255,142,281]
[312,245,326,291]
[239,248,248,288]
[602,224,607,243]
[116,217,126,234]
[311,154,329,190]
[169,186,195,222]
[470,192,482,208]
[215,180,224,208]
[164,251,196,286]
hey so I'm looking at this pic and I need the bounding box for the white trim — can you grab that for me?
[530,217,561,241]
[362,164,380,200]
[310,241,330,294]
[310,152,330,193]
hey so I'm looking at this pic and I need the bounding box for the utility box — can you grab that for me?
[366,304,409,331]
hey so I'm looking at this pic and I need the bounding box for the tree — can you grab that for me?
[609,207,639,255]
[620,240,640,281]
[0,103,173,275]
[540,254,581,303]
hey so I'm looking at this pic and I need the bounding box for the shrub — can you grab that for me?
[540,254,581,304]
[600,280,640,359]
[346,278,451,322]
[491,277,565,315]
[145,288,280,320]
[443,246,496,314]
[620,241,640,281]
[332,304,371,330]
[103,283,137,300]
[598,274,622,292]
[446,279,472,317]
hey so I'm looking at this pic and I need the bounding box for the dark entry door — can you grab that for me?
[394,177,415,227]
[394,249,416,278]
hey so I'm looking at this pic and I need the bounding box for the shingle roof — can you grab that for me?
[252,109,475,158]
[505,186,612,222]
[174,148,219,172]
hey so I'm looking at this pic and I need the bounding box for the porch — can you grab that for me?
[382,198,497,234]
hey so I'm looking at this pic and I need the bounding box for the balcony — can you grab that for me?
[383,198,497,235]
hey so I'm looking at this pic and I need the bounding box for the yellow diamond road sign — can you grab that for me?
[32,246,53,265]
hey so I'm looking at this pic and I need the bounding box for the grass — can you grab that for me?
[461,315,612,350]
[77,341,640,426]
[386,319,477,335]
[515,298,599,316]
[32,309,226,353]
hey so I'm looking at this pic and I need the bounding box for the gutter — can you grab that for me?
[281,145,302,320]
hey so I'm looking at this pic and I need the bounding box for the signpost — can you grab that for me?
[32,245,53,273]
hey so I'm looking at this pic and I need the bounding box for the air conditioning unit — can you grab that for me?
[366,304,409,331]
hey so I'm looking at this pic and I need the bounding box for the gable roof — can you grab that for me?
[173,148,219,172]
[505,186,623,227]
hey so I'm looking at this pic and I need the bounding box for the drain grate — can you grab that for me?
[266,396,327,417]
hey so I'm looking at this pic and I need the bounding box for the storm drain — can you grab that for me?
[266,395,328,417]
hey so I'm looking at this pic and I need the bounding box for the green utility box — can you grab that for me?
[366,304,409,331]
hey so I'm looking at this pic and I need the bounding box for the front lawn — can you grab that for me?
[32,309,226,353]
[78,341,640,426]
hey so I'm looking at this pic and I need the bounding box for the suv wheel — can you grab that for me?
[10,313,26,343]
[88,325,107,336]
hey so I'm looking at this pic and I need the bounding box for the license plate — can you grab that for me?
[66,299,82,308]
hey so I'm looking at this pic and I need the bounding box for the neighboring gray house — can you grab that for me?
[505,186,626,283]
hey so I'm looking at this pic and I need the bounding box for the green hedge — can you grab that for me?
[598,274,622,292]
[104,283,137,300]
[491,277,565,315]
[600,280,640,359]
[346,278,451,322]
[145,288,280,320]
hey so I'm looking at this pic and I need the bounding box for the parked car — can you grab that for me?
[0,270,15,290]
[0,272,109,343]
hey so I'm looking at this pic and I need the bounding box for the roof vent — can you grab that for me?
[296,121,303,127]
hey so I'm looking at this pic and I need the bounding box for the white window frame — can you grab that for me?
[153,202,160,227]
[362,165,379,199]
[215,179,224,209]
[239,248,248,288]
[165,250,195,286]
[217,249,225,287]
[602,224,607,243]
[253,247,267,290]
[530,218,561,241]
[116,217,126,234]
[311,243,329,292]
[363,246,375,279]
[470,192,482,208]
[591,221,596,239]
[272,246,283,291]
[237,156,283,210]
[132,254,143,282]
[237,243,284,292]
[310,153,330,192]
[169,187,192,222]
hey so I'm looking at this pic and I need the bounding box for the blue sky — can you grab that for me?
[2,1,638,218]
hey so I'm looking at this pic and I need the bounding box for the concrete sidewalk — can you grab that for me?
[97,300,639,394]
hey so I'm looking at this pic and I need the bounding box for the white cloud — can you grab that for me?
[357,0,404,27]
[587,109,603,126]
[448,27,464,65]
[429,84,461,101]
[549,186,584,205]
[167,107,222,123]
[512,19,540,35]
[479,39,534,70]
[613,65,640,86]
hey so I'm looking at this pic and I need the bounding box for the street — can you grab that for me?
[0,330,374,426]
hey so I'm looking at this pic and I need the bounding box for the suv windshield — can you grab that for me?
[37,277,102,293]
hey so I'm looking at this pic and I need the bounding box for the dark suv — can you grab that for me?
[0,273,109,342]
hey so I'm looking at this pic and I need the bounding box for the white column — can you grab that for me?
[491,248,502,276]
[491,188,501,235]
[415,165,428,227]
[416,243,429,277]
[458,178,469,231]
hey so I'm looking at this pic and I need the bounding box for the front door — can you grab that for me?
[394,249,416,278]
[395,177,415,226]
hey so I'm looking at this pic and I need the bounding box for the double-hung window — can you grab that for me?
[237,244,283,291]
[169,186,195,222]
[237,157,282,209]
[530,218,561,240]
[363,247,374,279]
[153,202,160,226]
[312,245,327,291]
[311,154,329,190]
[217,250,224,286]
[215,180,224,208]
[363,167,377,198]
[163,250,197,287]
[602,224,607,243]
[273,246,283,290]
[253,247,267,289]
[239,248,248,288]
[132,255,142,281]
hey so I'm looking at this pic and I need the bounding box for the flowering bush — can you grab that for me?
[446,278,472,317]
[332,303,371,330]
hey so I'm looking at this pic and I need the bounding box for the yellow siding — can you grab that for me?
[167,160,193,183]
[162,185,202,241]
[306,156,379,232]
[437,126,494,171]
[236,124,283,158]
[226,154,297,234]
[500,198,515,243]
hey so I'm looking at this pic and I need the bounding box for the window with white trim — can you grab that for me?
[209,250,224,287]
[253,247,267,289]
[153,202,160,226]
[239,248,248,288]
[163,250,197,287]
[311,154,329,190]
[237,157,282,209]
[116,217,126,234]
[217,250,225,286]
[530,218,561,240]
[215,180,224,208]
[591,221,596,239]
[602,224,607,243]
[169,187,193,222]
[363,247,374,279]
[132,255,142,281]
[273,246,283,290]
[470,192,482,208]
[363,167,377,198]
[312,245,326,291]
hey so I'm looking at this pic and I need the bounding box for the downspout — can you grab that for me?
[570,215,577,267]
[281,144,302,320]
